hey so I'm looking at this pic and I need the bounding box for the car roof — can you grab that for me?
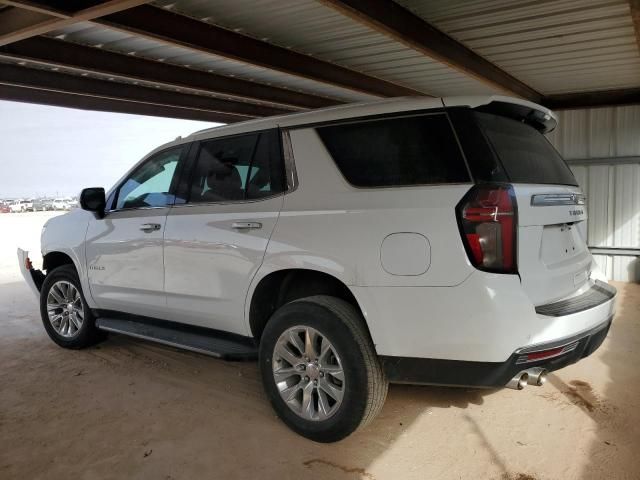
[124,94,556,190]
[186,95,556,142]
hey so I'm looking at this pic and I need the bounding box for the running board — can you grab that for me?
[95,317,257,361]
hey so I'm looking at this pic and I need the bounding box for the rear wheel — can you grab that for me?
[40,264,104,349]
[259,295,388,442]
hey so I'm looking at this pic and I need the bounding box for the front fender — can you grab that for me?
[41,210,94,307]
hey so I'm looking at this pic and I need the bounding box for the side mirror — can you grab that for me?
[80,188,106,218]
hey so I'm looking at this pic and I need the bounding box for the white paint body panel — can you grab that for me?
[84,208,169,317]
[511,184,591,306]
[33,96,616,366]
[163,196,283,334]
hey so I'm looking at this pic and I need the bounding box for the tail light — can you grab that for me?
[456,184,517,274]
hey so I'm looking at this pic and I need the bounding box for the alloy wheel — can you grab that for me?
[272,326,345,421]
[46,280,84,338]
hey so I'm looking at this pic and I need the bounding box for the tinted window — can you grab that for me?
[189,130,285,203]
[475,112,577,186]
[316,114,470,187]
[115,147,183,209]
[446,108,508,183]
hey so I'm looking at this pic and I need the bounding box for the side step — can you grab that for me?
[95,317,258,361]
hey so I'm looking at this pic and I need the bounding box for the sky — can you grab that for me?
[0,101,218,199]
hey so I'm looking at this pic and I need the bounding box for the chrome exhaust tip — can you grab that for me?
[525,367,548,386]
[506,371,529,390]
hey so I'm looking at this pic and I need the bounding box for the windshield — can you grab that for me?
[475,112,577,186]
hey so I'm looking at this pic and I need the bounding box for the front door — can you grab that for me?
[85,145,186,318]
[163,129,286,334]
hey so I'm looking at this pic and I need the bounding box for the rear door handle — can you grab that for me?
[231,222,262,230]
[140,223,161,232]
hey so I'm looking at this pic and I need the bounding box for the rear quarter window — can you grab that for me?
[316,113,470,187]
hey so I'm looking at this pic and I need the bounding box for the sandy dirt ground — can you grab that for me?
[0,212,639,480]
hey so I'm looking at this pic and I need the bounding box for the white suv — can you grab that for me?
[19,96,616,442]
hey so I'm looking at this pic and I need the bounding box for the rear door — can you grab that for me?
[162,129,285,334]
[450,107,591,306]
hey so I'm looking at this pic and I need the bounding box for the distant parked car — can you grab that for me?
[9,200,31,213]
[0,202,10,213]
[32,199,51,212]
[52,198,70,211]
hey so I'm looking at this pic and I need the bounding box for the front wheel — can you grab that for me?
[40,264,105,349]
[259,295,388,442]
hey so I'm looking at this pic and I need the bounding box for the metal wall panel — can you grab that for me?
[550,106,640,282]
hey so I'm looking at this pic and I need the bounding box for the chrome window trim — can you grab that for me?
[169,192,285,209]
[530,193,586,206]
[104,205,170,216]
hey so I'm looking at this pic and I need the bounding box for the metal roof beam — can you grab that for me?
[0,36,338,109]
[95,4,422,98]
[319,0,542,102]
[545,88,640,109]
[0,0,149,47]
[0,64,288,118]
[0,83,240,123]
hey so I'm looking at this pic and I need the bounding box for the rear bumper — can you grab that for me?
[352,271,617,362]
[381,315,612,388]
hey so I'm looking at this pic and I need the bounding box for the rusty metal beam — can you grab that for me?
[95,4,423,98]
[0,37,338,109]
[0,0,149,47]
[0,64,289,118]
[0,83,240,122]
[319,0,542,102]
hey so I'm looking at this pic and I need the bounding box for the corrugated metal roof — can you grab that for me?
[396,0,640,94]
[151,0,498,97]
[45,22,377,104]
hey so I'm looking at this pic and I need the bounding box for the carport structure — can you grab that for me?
[0,0,639,120]
[1,0,640,279]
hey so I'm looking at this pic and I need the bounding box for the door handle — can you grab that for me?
[231,222,262,230]
[140,223,161,232]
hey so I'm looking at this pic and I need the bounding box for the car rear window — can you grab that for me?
[316,113,470,187]
[474,112,577,186]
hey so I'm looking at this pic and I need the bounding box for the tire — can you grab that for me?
[259,295,388,442]
[40,264,105,349]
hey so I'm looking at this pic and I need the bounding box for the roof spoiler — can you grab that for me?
[442,95,557,133]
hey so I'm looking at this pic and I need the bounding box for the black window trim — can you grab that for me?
[315,110,474,190]
[106,144,188,215]
[172,127,288,208]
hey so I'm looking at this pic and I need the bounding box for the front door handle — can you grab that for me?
[231,222,262,230]
[140,223,161,232]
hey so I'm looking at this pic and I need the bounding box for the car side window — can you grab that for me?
[189,129,285,203]
[316,113,470,187]
[114,147,183,210]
